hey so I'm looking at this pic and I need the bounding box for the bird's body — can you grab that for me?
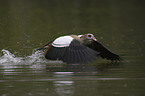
[37,33,120,64]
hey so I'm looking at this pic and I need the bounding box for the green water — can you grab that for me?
[0,0,145,96]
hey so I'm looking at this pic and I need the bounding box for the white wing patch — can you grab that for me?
[52,36,74,47]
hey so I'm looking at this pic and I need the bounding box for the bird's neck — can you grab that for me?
[70,35,83,43]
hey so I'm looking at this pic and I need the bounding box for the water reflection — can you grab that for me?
[54,81,74,96]
[46,62,121,75]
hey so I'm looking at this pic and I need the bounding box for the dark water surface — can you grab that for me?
[0,0,145,96]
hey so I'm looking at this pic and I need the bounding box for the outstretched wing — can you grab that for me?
[87,41,120,61]
[45,39,100,64]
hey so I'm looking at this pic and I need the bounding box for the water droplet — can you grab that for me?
[121,35,125,37]
[100,37,103,39]
[130,29,134,32]
[138,48,142,51]
[141,54,144,56]
[106,44,109,46]
[131,42,135,44]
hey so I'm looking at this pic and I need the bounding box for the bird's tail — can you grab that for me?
[36,41,53,50]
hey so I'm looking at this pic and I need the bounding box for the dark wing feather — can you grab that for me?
[45,39,100,64]
[45,46,61,60]
[87,41,120,61]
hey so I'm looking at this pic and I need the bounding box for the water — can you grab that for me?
[0,0,145,96]
[0,49,145,96]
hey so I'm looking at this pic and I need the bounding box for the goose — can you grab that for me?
[37,33,120,64]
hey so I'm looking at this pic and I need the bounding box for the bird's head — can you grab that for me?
[79,33,97,45]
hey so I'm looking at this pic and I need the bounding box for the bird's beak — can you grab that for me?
[93,37,97,41]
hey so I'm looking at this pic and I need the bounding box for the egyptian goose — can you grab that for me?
[37,33,120,64]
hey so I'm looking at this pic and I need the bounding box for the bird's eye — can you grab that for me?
[88,35,92,38]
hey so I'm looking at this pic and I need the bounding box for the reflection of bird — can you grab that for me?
[37,33,120,64]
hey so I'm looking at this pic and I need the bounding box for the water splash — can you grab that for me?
[0,49,63,66]
[0,49,47,65]
[0,49,22,64]
[25,50,47,64]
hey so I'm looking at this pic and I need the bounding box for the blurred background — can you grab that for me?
[0,0,145,96]
[0,0,144,56]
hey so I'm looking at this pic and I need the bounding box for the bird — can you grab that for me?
[37,33,120,64]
